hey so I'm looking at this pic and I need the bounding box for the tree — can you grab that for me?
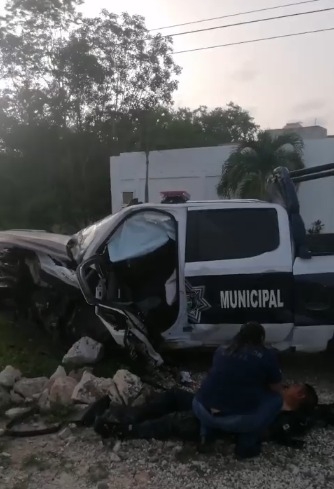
[131,107,169,202]
[0,2,260,230]
[150,103,258,150]
[217,131,305,199]
[114,103,258,203]
[0,2,181,229]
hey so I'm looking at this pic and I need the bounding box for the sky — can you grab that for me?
[78,0,334,132]
[4,0,334,132]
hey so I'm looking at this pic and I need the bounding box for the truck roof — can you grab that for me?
[128,199,272,210]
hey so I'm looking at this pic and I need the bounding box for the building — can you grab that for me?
[268,122,328,140]
[110,123,334,232]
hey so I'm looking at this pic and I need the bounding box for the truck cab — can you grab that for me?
[72,164,334,365]
[1,165,333,366]
[73,199,295,364]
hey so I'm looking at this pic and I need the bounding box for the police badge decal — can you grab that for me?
[185,280,211,323]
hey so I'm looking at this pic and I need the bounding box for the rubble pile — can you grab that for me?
[0,337,150,418]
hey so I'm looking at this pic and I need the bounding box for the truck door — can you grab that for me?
[184,203,294,346]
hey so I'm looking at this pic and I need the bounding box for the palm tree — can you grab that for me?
[217,130,305,199]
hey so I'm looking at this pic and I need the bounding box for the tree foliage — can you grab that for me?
[0,0,258,231]
[217,131,305,200]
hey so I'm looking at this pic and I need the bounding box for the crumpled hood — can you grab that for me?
[0,230,71,262]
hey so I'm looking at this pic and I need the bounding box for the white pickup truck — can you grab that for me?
[0,164,333,366]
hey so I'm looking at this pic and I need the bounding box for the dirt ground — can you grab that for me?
[1,353,334,489]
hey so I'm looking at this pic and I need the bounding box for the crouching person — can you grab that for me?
[193,322,283,460]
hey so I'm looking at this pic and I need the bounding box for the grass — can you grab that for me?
[0,315,64,377]
[0,312,148,387]
[0,314,129,379]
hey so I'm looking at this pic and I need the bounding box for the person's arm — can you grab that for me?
[264,349,283,394]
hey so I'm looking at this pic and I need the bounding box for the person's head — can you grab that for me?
[228,321,266,353]
[283,383,318,413]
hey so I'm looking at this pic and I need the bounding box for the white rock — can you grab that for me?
[0,386,11,410]
[113,370,143,405]
[50,366,67,380]
[62,337,104,366]
[5,407,31,420]
[49,377,77,406]
[0,366,22,389]
[68,367,93,382]
[58,427,72,440]
[13,377,48,399]
[113,440,122,453]
[110,452,121,463]
[47,366,67,390]
[10,390,25,405]
[38,389,51,413]
[71,372,122,405]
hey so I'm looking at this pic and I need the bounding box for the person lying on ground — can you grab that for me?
[192,321,284,459]
[86,382,322,453]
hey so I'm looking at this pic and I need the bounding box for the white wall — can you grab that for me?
[110,138,334,232]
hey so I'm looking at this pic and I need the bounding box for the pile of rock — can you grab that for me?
[0,365,22,410]
[0,365,148,415]
[0,337,150,417]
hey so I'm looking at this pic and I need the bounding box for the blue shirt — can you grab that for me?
[196,345,282,415]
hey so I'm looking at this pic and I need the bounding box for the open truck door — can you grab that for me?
[75,207,185,367]
[269,163,334,351]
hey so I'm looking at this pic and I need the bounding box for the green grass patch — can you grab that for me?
[0,316,64,377]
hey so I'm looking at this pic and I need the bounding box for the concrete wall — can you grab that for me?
[110,138,334,232]
[269,125,328,140]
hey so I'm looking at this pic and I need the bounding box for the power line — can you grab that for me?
[165,7,334,38]
[173,25,334,54]
[150,0,323,31]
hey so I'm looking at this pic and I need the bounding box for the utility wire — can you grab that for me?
[150,0,324,31]
[173,25,334,54]
[165,6,334,38]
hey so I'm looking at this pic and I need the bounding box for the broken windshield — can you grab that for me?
[68,213,121,262]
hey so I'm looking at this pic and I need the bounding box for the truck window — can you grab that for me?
[186,208,279,262]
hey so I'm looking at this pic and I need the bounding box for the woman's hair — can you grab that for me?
[227,321,266,353]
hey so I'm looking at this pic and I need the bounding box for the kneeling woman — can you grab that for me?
[193,322,283,459]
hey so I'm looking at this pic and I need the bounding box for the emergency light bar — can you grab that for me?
[160,191,190,204]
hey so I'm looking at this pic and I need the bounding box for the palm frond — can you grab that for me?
[218,151,260,197]
[271,132,304,155]
[236,173,265,199]
[217,129,305,199]
[275,147,305,170]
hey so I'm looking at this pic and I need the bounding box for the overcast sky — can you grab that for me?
[5,0,334,132]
